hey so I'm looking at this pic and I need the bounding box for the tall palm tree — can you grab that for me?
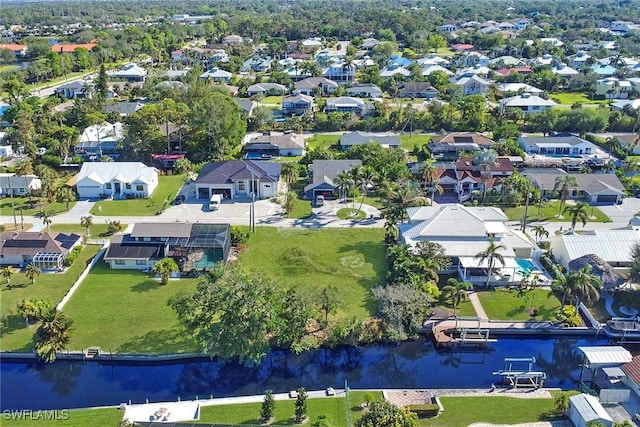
[475,238,507,288]
[1,266,13,284]
[34,307,73,363]
[568,265,602,309]
[281,162,300,188]
[56,186,77,211]
[386,181,429,222]
[551,272,572,314]
[25,263,41,284]
[563,202,589,231]
[420,159,443,204]
[606,136,621,159]
[532,225,549,243]
[473,149,499,203]
[80,215,93,237]
[441,278,472,311]
[554,175,578,215]
[333,171,354,204]
[41,211,52,232]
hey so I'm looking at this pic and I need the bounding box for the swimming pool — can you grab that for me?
[516,258,536,274]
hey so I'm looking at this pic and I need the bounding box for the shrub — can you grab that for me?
[106,220,123,235]
[540,253,563,279]
[408,404,440,418]
[231,226,249,244]
[63,246,83,267]
[559,305,581,327]
[41,154,61,168]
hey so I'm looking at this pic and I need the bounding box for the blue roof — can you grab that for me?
[390,56,413,67]
[591,64,616,75]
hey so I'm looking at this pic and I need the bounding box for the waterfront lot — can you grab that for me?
[90,174,186,216]
[503,200,611,223]
[63,263,199,353]
[0,245,102,352]
[49,223,125,237]
[477,288,561,321]
[239,227,386,319]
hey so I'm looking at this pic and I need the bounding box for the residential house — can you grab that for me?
[533,54,555,66]
[611,99,640,112]
[51,43,97,54]
[345,84,383,98]
[450,73,491,96]
[591,64,617,77]
[75,122,124,157]
[325,97,373,116]
[295,77,339,96]
[568,51,591,70]
[439,24,458,33]
[610,21,640,34]
[0,145,13,157]
[108,64,147,82]
[500,93,557,114]
[301,37,323,52]
[464,52,490,67]
[451,44,476,52]
[622,355,640,398]
[0,173,42,196]
[417,54,450,67]
[495,66,533,77]
[552,63,579,77]
[152,154,185,170]
[54,80,89,99]
[0,44,28,58]
[595,77,634,99]
[522,167,624,204]
[454,156,515,197]
[200,67,232,83]
[399,204,538,286]
[490,56,525,67]
[497,83,543,95]
[514,19,530,30]
[429,132,495,158]
[104,100,146,117]
[72,162,159,199]
[540,38,565,47]
[323,63,355,83]
[282,94,314,116]
[610,134,640,154]
[380,65,412,79]
[240,56,272,73]
[339,131,401,151]
[195,160,282,200]
[247,83,287,97]
[361,38,380,51]
[235,99,257,117]
[303,159,362,200]
[518,135,599,156]
[222,34,244,45]
[421,64,454,77]
[399,82,439,99]
[458,65,492,76]
[104,223,231,272]
[0,231,82,270]
[498,21,515,31]
[244,133,306,158]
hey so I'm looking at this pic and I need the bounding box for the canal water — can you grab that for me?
[1,336,609,410]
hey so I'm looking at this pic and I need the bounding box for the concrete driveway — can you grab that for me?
[596,197,640,225]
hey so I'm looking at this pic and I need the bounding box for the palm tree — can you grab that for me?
[282,191,298,215]
[473,149,499,203]
[568,265,602,309]
[80,215,93,237]
[281,162,300,188]
[475,238,507,288]
[420,159,443,204]
[56,186,76,210]
[441,278,472,311]
[386,181,429,222]
[1,266,13,284]
[563,202,589,231]
[333,171,354,204]
[551,272,573,314]
[25,263,41,284]
[34,307,73,363]
[151,258,179,285]
[532,225,549,243]
[41,211,52,232]
[553,175,578,216]
[606,136,621,159]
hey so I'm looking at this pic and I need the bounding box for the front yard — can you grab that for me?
[0,196,76,217]
[239,227,386,319]
[503,200,611,223]
[90,174,186,216]
[477,288,561,321]
[0,245,102,352]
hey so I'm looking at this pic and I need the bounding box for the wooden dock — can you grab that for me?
[432,324,497,348]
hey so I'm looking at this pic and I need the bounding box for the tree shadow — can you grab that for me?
[3,282,29,290]
[131,279,161,293]
[116,327,197,354]
[0,314,36,352]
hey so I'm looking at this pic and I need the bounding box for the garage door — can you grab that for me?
[596,195,618,203]
[314,189,334,199]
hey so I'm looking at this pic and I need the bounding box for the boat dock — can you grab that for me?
[492,357,547,388]
[432,323,497,348]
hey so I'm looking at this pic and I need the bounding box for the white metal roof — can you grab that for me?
[602,366,626,378]
[552,230,640,264]
[579,346,633,367]
[569,394,612,423]
[535,142,572,148]
[485,222,509,234]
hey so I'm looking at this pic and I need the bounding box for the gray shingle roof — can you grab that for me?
[196,160,281,184]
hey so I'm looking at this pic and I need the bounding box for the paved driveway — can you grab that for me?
[597,197,640,225]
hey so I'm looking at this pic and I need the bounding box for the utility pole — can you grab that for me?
[521,188,532,232]
[8,175,17,229]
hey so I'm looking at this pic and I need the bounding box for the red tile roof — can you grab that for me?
[452,43,475,51]
[0,44,27,51]
[51,43,97,53]
[622,355,640,386]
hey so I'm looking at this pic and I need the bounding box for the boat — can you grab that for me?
[603,316,640,342]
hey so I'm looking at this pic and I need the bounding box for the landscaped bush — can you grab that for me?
[41,154,61,168]
[558,305,581,327]
[63,246,83,267]
[540,253,563,279]
[231,226,249,244]
[408,403,440,418]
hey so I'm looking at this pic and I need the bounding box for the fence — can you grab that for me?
[57,243,108,310]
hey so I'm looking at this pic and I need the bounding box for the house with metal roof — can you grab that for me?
[568,394,613,427]
[294,77,339,96]
[500,93,556,114]
[400,204,539,286]
[75,122,124,157]
[339,131,401,151]
[247,82,287,97]
[0,231,81,270]
[199,67,233,83]
[195,160,282,200]
[577,346,633,409]
[72,162,159,199]
[324,97,374,116]
[303,159,362,200]
[428,132,495,158]
[104,223,231,272]
[450,73,491,96]
[282,93,314,116]
[345,84,383,99]
[108,64,147,82]
[518,135,599,156]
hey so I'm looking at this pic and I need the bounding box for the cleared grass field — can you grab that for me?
[0,245,102,352]
[504,200,611,223]
[400,134,435,151]
[91,175,186,216]
[477,288,561,321]
[306,134,341,151]
[550,92,609,106]
[49,223,124,237]
[0,196,76,217]
[239,227,386,319]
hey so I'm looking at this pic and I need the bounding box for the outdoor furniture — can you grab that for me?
[326,387,335,396]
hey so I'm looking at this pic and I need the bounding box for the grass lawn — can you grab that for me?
[351,196,385,210]
[287,199,312,219]
[337,207,366,220]
[0,196,76,217]
[0,64,21,73]
[550,92,609,106]
[399,134,435,151]
[503,200,611,223]
[420,396,557,426]
[91,175,186,216]
[477,288,561,321]
[306,134,341,151]
[49,223,125,237]
[1,407,123,427]
[62,262,199,353]
[200,391,378,426]
[240,227,386,319]
[0,245,102,352]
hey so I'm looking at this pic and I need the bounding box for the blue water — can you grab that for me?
[0,336,610,411]
[516,258,535,274]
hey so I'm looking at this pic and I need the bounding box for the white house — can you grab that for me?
[75,122,124,157]
[194,160,282,200]
[439,24,458,33]
[568,51,591,70]
[518,135,599,156]
[500,94,557,114]
[108,64,147,82]
[497,83,543,95]
[568,394,613,427]
[73,162,159,199]
[451,73,491,96]
[0,173,42,196]
[595,77,634,99]
[200,67,233,83]
[0,145,14,157]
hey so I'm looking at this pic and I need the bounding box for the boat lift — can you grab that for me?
[492,357,547,388]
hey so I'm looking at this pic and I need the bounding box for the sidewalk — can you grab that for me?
[468,291,489,320]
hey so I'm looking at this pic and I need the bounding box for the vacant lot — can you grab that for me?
[400,134,435,151]
[477,288,561,321]
[91,175,186,216]
[239,227,386,319]
[50,223,125,237]
[0,245,102,352]
[504,200,610,223]
[63,262,199,353]
[550,92,609,106]
[306,133,341,151]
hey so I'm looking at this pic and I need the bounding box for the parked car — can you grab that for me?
[172,195,186,205]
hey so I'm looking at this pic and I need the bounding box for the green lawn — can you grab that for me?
[503,200,611,223]
[0,64,21,73]
[62,262,199,353]
[239,228,386,319]
[421,396,557,426]
[260,95,283,106]
[200,391,378,426]
[1,407,123,427]
[550,92,609,106]
[337,208,366,220]
[49,223,125,237]
[477,288,561,321]
[287,199,312,219]
[0,196,76,217]
[352,196,385,210]
[0,245,102,352]
[399,134,435,152]
[306,134,341,151]
[91,175,187,216]
[436,299,477,318]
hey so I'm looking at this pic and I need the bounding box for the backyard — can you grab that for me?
[504,200,611,224]
[90,174,186,216]
[476,288,561,321]
[239,227,386,319]
[0,245,102,352]
[62,262,199,353]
